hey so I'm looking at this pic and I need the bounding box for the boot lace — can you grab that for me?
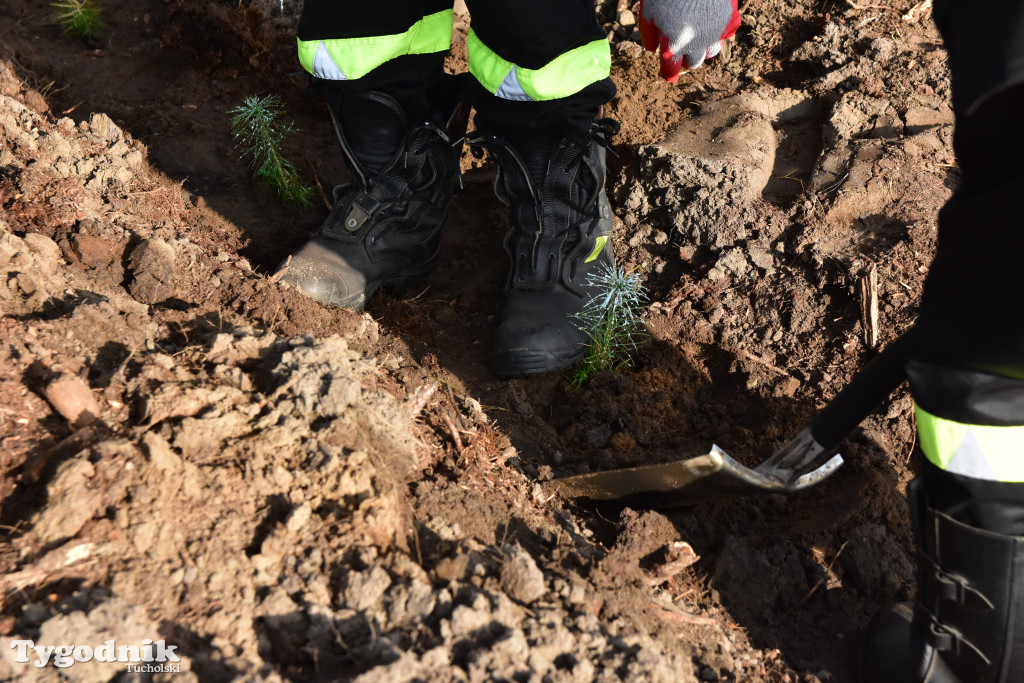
[468,119,619,291]
[322,109,457,242]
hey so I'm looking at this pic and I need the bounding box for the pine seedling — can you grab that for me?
[569,263,648,387]
[229,95,312,205]
[53,0,103,40]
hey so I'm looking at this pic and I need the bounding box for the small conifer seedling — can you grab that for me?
[229,95,312,205]
[53,0,103,41]
[569,263,648,387]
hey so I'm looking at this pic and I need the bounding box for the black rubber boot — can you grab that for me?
[859,474,1024,682]
[278,81,468,311]
[469,118,619,377]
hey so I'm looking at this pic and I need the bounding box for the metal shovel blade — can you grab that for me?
[545,445,844,509]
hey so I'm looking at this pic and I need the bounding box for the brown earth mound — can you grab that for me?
[1,0,952,680]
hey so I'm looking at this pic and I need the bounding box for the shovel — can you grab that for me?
[545,331,914,508]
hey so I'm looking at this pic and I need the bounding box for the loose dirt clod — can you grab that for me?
[126,238,177,304]
[43,374,101,427]
[500,545,547,604]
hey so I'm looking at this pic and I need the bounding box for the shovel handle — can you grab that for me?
[810,329,916,451]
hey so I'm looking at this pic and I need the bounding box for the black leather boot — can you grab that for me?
[469,119,619,376]
[859,474,1024,682]
[278,82,468,311]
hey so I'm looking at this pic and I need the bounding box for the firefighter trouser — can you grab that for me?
[912,0,1024,534]
[296,1,616,135]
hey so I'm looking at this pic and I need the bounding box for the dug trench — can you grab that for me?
[1,0,952,680]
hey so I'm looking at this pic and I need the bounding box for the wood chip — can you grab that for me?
[647,541,701,586]
[903,0,933,23]
[859,264,879,348]
[409,381,439,418]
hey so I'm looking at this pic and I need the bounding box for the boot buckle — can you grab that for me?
[918,606,992,665]
[922,552,995,610]
[929,620,992,665]
[320,192,382,240]
[933,569,994,609]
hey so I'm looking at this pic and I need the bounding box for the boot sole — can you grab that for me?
[490,347,586,377]
[381,265,435,298]
[311,262,436,312]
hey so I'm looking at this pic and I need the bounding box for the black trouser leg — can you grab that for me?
[916,0,1024,377]
[297,1,616,137]
[297,0,451,40]
[910,1,1024,522]
[296,0,451,112]
[862,5,1024,681]
[464,0,615,136]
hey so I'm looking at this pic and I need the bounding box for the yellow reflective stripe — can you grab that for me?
[297,10,454,81]
[467,30,611,101]
[585,236,608,263]
[915,403,970,470]
[915,403,1024,482]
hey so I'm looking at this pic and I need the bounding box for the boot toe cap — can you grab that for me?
[490,317,587,376]
[276,241,369,310]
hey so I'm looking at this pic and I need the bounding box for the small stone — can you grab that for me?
[500,546,546,604]
[44,374,101,427]
[435,554,470,582]
[867,37,896,62]
[88,112,124,143]
[699,664,719,681]
[15,272,37,296]
[777,377,801,398]
[127,238,176,304]
[747,244,776,270]
[717,249,750,277]
[22,233,60,275]
[285,502,312,534]
[71,233,116,269]
[21,603,49,626]
[618,9,636,27]
[345,566,392,611]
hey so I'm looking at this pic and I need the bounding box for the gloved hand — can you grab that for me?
[638,0,742,82]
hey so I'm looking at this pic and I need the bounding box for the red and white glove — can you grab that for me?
[639,0,742,82]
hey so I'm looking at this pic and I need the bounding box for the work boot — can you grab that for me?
[859,473,1024,682]
[469,119,619,376]
[278,82,468,310]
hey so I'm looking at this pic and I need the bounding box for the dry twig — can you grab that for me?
[646,541,701,587]
[308,162,332,209]
[269,255,291,283]
[444,414,464,454]
[444,382,469,431]
[846,0,895,11]
[902,0,933,23]
[409,381,439,418]
[652,599,718,626]
[1,542,102,599]
[774,541,849,624]
[859,264,879,348]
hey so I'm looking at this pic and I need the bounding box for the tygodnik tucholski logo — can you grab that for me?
[9,638,181,673]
